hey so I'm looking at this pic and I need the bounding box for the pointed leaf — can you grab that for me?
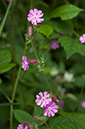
[0,63,16,74]
[51,4,84,20]
[14,109,34,124]
[59,36,85,59]
[38,24,53,38]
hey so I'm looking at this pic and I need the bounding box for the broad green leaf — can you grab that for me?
[48,20,74,36]
[0,49,11,65]
[14,109,34,124]
[49,112,85,129]
[38,24,53,38]
[0,63,15,74]
[59,36,85,59]
[0,49,16,74]
[58,111,85,128]
[51,4,84,20]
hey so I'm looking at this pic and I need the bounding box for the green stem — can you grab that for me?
[44,121,51,129]
[10,12,16,91]
[12,64,22,102]
[42,72,52,92]
[31,41,52,92]
[67,117,79,129]
[73,30,79,37]
[31,41,39,61]
[10,105,13,129]
[10,46,27,129]
[0,88,11,103]
[0,0,13,36]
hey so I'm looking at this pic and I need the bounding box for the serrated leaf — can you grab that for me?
[14,109,34,124]
[48,20,74,36]
[59,36,85,59]
[50,112,85,129]
[38,24,53,38]
[51,4,84,20]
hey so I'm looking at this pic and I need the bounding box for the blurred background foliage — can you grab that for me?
[0,0,85,129]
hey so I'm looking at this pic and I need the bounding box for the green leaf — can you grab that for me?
[51,4,84,20]
[0,49,16,74]
[34,106,43,117]
[59,36,85,59]
[14,109,34,124]
[0,63,16,74]
[0,49,11,65]
[38,24,53,38]
[48,20,74,36]
[49,112,85,129]
[58,111,85,128]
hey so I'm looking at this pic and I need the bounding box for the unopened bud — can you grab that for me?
[52,96,59,103]
[28,24,33,37]
[36,25,40,28]
[34,116,40,120]
[29,59,37,64]
[24,121,31,126]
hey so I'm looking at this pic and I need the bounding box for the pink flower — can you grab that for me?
[60,100,65,107]
[35,91,52,107]
[43,102,58,117]
[81,101,85,108]
[50,40,59,50]
[17,124,28,129]
[22,56,30,71]
[27,8,44,25]
[52,96,59,103]
[79,34,85,43]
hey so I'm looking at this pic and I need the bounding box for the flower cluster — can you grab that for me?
[35,91,59,117]
[22,56,37,71]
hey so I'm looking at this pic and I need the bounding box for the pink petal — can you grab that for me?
[39,92,43,97]
[83,34,85,37]
[22,56,27,61]
[44,110,48,116]
[50,110,55,117]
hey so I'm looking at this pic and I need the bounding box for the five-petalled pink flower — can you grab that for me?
[27,8,44,25]
[22,56,30,71]
[35,91,52,107]
[43,102,58,117]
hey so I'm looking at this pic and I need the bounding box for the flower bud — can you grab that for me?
[52,96,59,103]
[34,116,40,120]
[24,121,31,126]
[36,25,40,28]
[29,59,37,64]
[28,24,33,37]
